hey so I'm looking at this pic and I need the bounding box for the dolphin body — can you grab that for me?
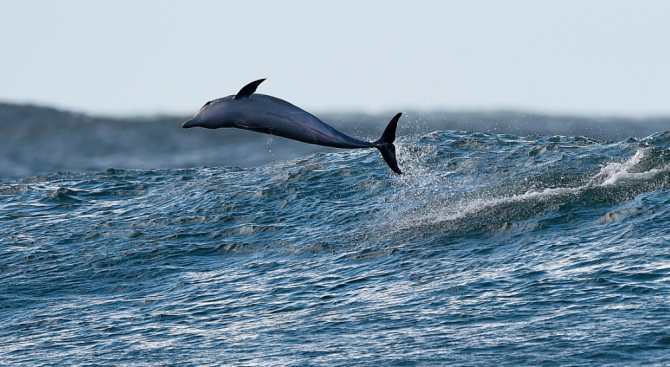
[182,79,403,174]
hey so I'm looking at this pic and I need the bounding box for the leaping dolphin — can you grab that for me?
[182,79,403,174]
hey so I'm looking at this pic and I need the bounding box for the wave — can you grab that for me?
[379,131,670,239]
[2,129,670,365]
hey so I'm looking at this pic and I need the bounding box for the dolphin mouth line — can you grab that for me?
[182,119,195,128]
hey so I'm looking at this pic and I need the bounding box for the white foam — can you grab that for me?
[395,185,583,231]
[598,148,670,186]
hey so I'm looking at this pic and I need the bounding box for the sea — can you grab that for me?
[1,104,670,366]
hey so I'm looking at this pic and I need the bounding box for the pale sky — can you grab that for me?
[1,0,669,117]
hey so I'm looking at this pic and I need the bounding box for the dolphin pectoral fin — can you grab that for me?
[234,78,267,100]
[374,112,402,174]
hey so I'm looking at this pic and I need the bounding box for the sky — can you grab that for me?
[1,0,669,117]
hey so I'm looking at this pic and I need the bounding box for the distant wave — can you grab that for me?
[2,102,669,179]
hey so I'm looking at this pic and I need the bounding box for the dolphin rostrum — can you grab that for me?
[182,79,403,174]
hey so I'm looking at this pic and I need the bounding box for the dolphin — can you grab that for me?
[182,79,403,174]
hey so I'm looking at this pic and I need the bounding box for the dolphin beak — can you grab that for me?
[182,118,197,129]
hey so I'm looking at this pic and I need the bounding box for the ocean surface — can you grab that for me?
[1,105,670,365]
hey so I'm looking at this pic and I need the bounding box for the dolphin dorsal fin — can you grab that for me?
[234,78,266,99]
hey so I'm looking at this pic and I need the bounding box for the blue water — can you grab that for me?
[2,130,670,365]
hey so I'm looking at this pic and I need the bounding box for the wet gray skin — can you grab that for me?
[183,79,403,174]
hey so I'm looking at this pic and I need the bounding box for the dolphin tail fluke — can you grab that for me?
[378,112,401,145]
[377,144,402,174]
[375,113,402,174]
